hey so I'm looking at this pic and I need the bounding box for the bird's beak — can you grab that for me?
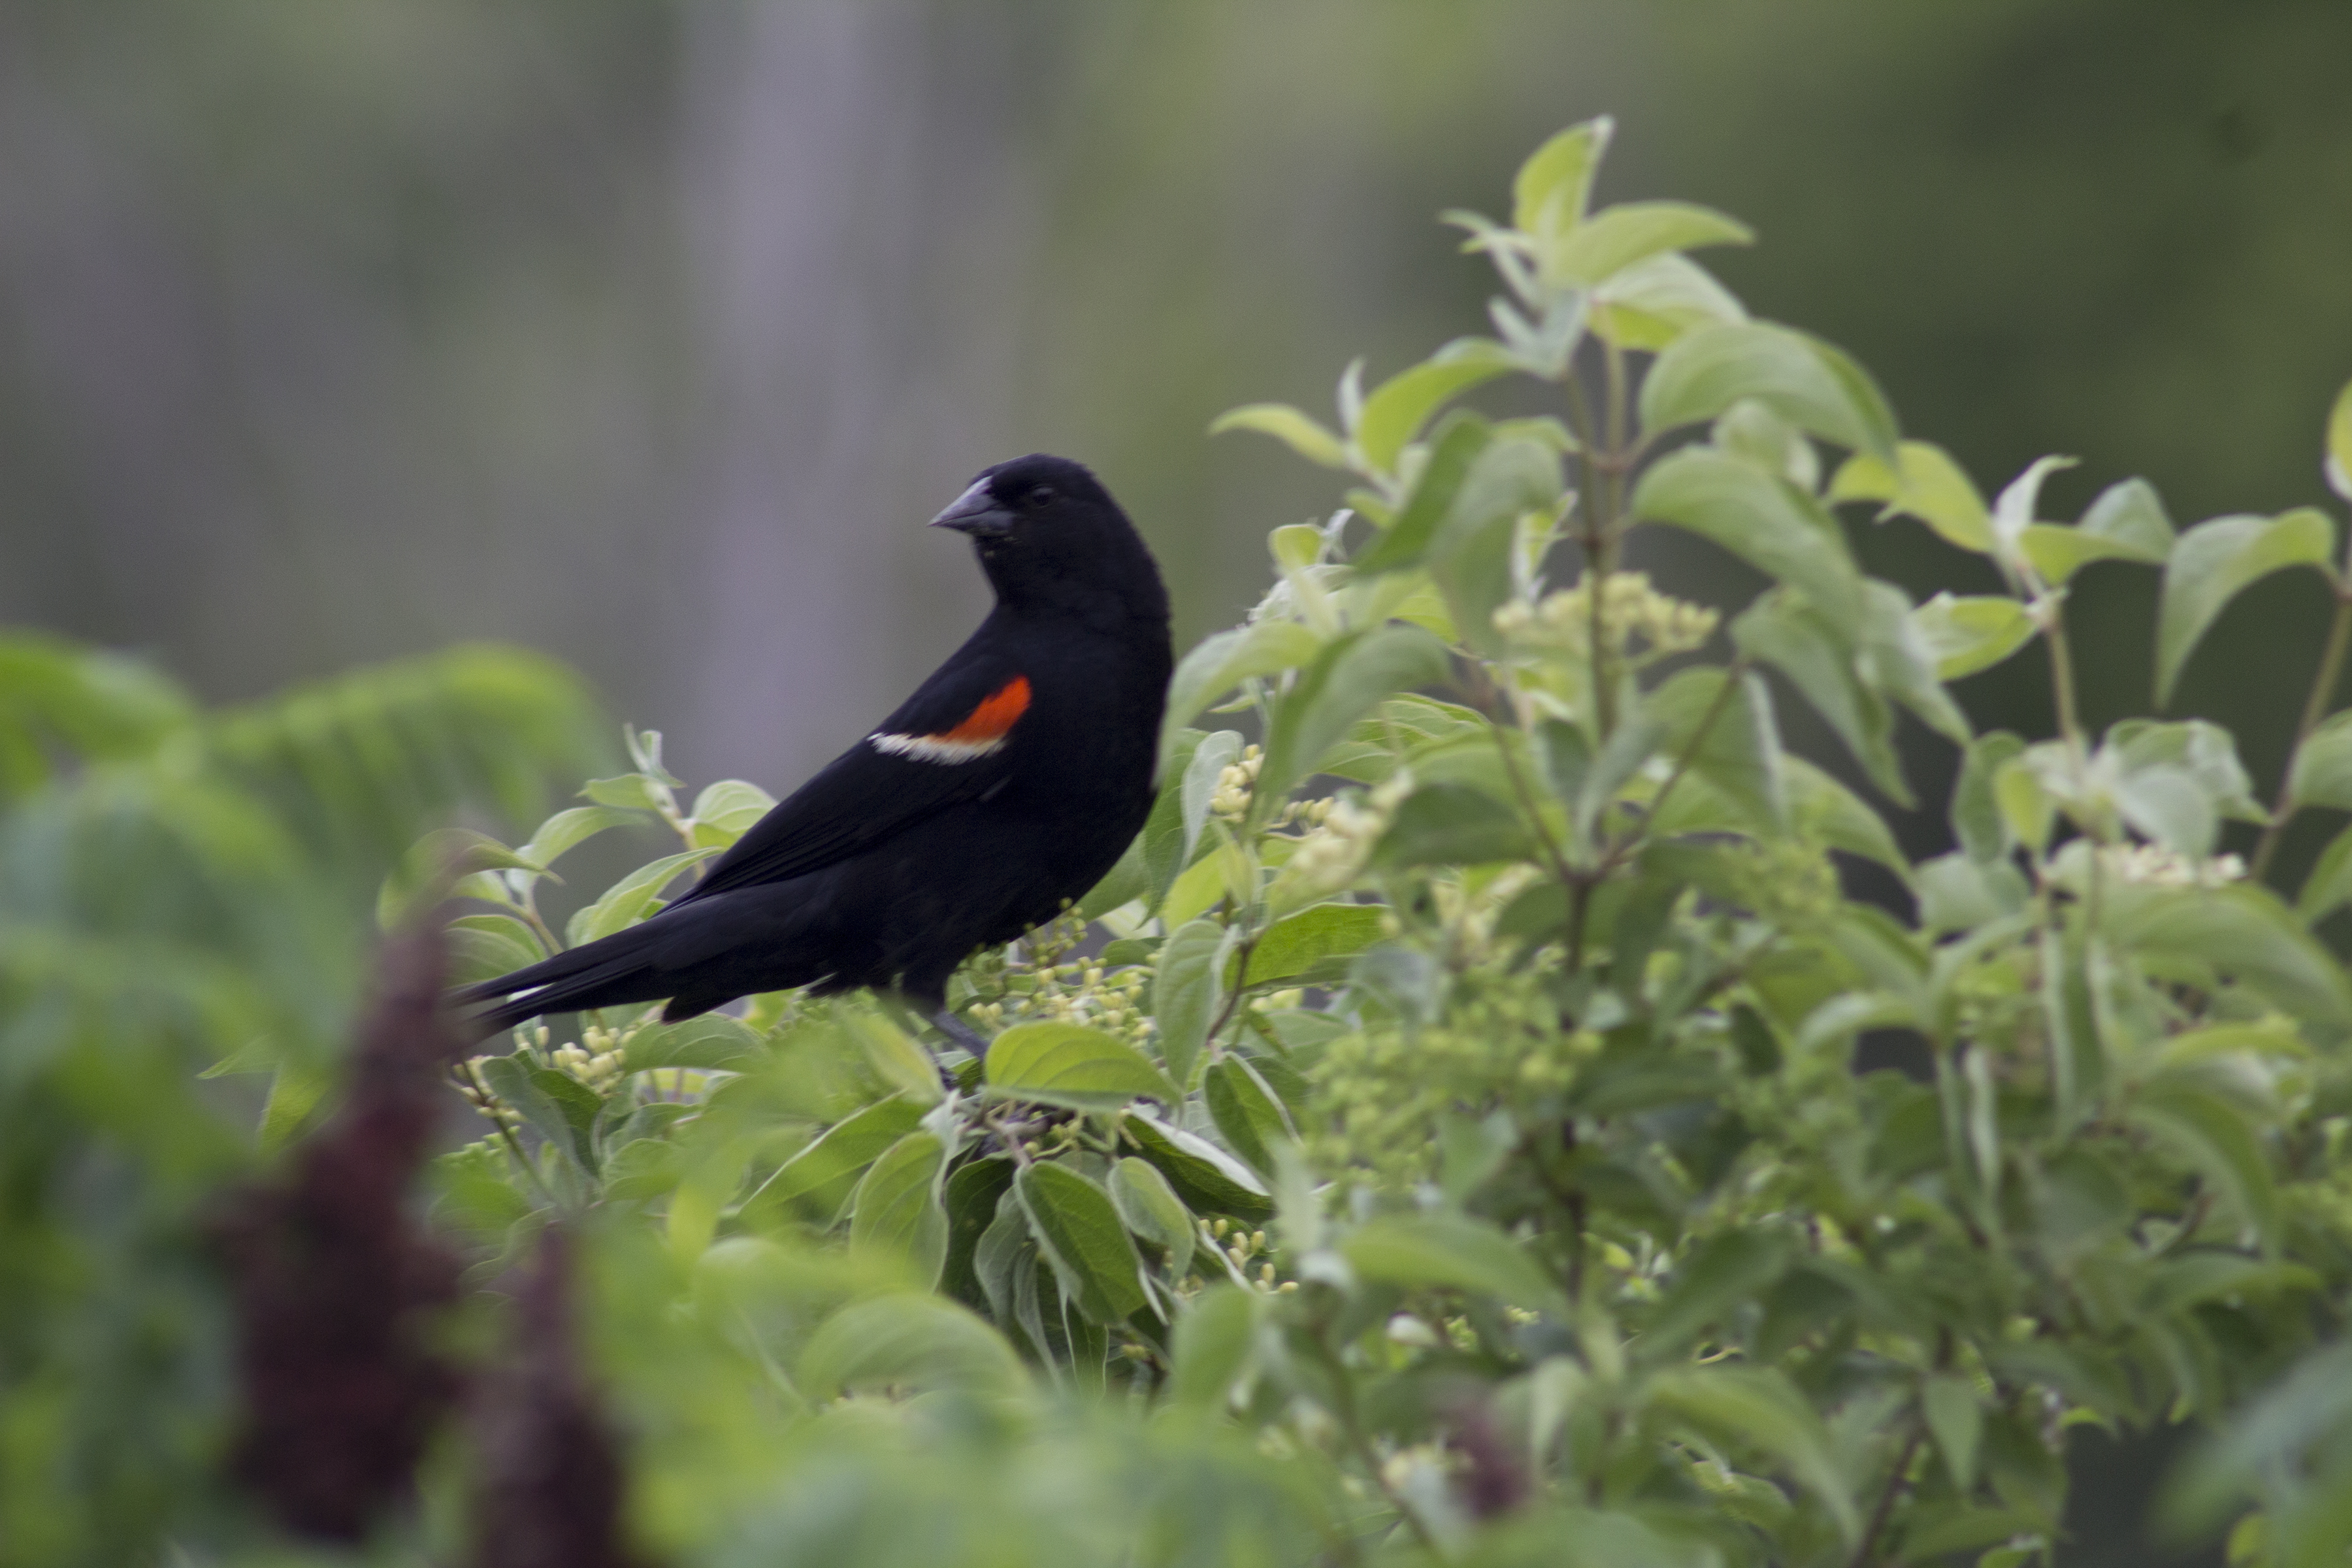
[930,478,1016,538]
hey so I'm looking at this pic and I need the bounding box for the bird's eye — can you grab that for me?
[1024,485,1055,508]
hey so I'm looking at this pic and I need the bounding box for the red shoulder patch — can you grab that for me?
[936,675,1031,743]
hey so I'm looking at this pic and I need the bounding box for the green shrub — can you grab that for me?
[10,119,2352,1568]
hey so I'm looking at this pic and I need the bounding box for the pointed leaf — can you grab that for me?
[567,847,719,945]
[1913,593,2036,680]
[1161,621,1326,761]
[985,1021,1177,1111]
[1732,595,1906,804]
[848,1132,949,1286]
[1153,917,1232,1090]
[1345,1213,1565,1313]
[1257,625,1455,809]
[1108,1156,1196,1279]
[1208,403,1350,470]
[1633,447,1862,624]
[1828,440,1994,554]
[1512,117,1612,239]
[1356,340,1517,476]
[2287,710,2352,812]
[1547,199,1752,286]
[1650,666,1788,832]
[1124,1110,1272,1219]
[1016,1162,1150,1324]
[2155,508,2338,704]
[1642,322,1896,461]
[798,1294,1024,1399]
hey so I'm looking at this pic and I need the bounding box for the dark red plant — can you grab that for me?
[468,1224,640,1568]
[215,924,466,1540]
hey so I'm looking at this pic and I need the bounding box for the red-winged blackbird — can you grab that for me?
[457,455,1171,1054]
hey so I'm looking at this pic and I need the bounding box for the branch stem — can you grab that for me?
[2252,587,2352,881]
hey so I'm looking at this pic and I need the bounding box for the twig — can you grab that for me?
[2252,586,2352,881]
[1847,1420,1927,1568]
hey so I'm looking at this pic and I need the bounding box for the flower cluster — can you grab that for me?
[2102,841,2247,889]
[1310,960,1595,1186]
[1271,772,1413,909]
[1492,570,1718,663]
[1209,746,1262,822]
[961,910,1156,1048]
[552,1022,630,1094]
[1201,1217,1296,1294]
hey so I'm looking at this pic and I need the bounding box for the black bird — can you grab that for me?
[456,455,1171,1054]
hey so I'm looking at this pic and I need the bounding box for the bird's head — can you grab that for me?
[931,454,1168,626]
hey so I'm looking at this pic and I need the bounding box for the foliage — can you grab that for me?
[10,123,2352,1568]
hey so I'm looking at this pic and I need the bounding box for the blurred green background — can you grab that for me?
[2,5,2347,1557]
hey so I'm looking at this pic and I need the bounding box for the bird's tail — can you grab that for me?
[449,921,677,1039]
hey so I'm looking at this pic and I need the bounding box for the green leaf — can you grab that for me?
[1641,322,1896,461]
[2130,1075,2281,1247]
[1827,439,1994,554]
[985,1022,1177,1111]
[1238,903,1386,988]
[843,1009,945,1107]
[1512,116,1611,240]
[1591,252,1748,351]
[2155,507,2338,704]
[1647,1367,1859,1543]
[2110,883,2352,1037]
[1953,732,2028,862]
[798,1294,1024,1399]
[1203,1058,1297,1180]
[1180,730,1244,867]
[2287,710,2352,812]
[1123,1111,1273,1220]
[1915,853,2029,933]
[2016,475,2174,585]
[257,1062,331,1154]
[444,912,546,987]
[1153,917,1232,1091]
[1633,447,1862,625]
[1732,593,1906,804]
[1426,433,1567,657]
[566,847,719,945]
[477,1053,591,1170]
[1372,781,1536,868]
[1107,1156,1196,1279]
[580,772,674,812]
[1641,1230,1793,1362]
[1168,1284,1259,1408]
[514,804,649,874]
[619,1013,763,1073]
[848,1132,949,1287]
[2296,819,2352,922]
[2017,525,2166,585]
[1913,593,2037,680]
[1923,1376,1985,1491]
[1649,667,1788,833]
[1257,624,1454,810]
[1547,199,1752,287]
[745,1097,925,1217]
[1343,1213,1565,1314]
[688,779,775,849]
[1016,1162,1150,1324]
[1207,402,1351,470]
[1352,412,1492,575]
[2327,376,2352,503]
[1787,758,1910,881]
[1355,340,1517,476]
[1160,621,1328,766]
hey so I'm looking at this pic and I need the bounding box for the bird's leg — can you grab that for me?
[930,1007,993,1062]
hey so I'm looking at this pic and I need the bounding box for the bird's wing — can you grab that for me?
[672,654,1034,903]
